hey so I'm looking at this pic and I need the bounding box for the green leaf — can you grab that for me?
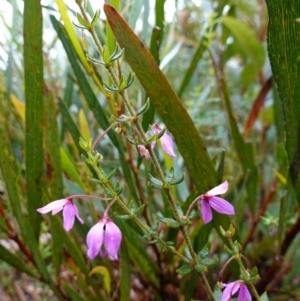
[148,173,163,189]
[265,0,300,204]
[89,266,111,295]
[60,147,85,190]
[157,213,180,228]
[221,16,265,72]
[120,239,131,301]
[123,232,158,287]
[217,150,225,182]
[169,173,185,186]
[24,0,44,238]
[63,284,89,301]
[165,167,174,182]
[132,204,145,215]
[197,243,211,259]
[260,292,269,301]
[44,85,64,276]
[278,190,288,248]
[199,257,218,266]
[250,266,258,278]
[136,98,150,116]
[213,282,223,301]
[178,6,225,97]
[221,80,258,213]
[0,142,63,299]
[91,10,100,27]
[176,265,193,275]
[76,13,90,28]
[116,214,131,220]
[104,4,219,194]
[194,264,206,273]
[0,244,39,278]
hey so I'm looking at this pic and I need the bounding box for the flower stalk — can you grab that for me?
[226,236,261,301]
[74,2,215,300]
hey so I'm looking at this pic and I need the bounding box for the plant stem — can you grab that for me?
[76,4,215,300]
[228,238,261,301]
[91,162,191,264]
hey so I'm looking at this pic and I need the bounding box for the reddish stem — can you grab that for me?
[242,177,278,249]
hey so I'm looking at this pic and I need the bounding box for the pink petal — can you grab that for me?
[137,145,151,159]
[104,220,122,260]
[209,196,235,215]
[63,203,76,231]
[36,199,68,214]
[160,133,176,157]
[221,282,241,301]
[201,200,213,224]
[150,141,156,149]
[206,181,228,196]
[151,123,162,133]
[73,204,84,224]
[238,284,251,301]
[86,222,105,260]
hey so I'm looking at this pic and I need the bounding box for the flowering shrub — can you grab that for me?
[0,0,299,300]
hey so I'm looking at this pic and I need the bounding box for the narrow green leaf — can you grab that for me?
[278,190,288,249]
[213,282,223,301]
[76,13,90,28]
[120,239,131,301]
[199,257,218,266]
[24,0,44,237]
[89,266,111,295]
[60,146,85,189]
[178,5,225,97]
[123,234,158,287]
[0,244,39,278]
[104,4,219,193]
[169,173,185,186]
[63,284,89,301]
[0,140,63,299]
[149,173,163,189]
[217,150,225,182]
[176,264,193,275]
[265,0,300,204]
[165,167,174,183]
[194,264,206,273]
[221,79,258,213]
[44,85,63,276]
[91,10,100,27]
[222,16,265,72]
[197,243,210,259]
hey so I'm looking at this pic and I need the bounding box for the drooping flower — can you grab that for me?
[151,123,176,157]
[36,198,84,231]
[221,280,251,301]
[199,181,235,224]
[87,217,122,260]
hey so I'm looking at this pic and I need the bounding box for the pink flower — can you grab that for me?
[199,181,235,224]
[36,198,84,231]
[221,281,251,301]
[151,124,176,157]
[137,145,151,159]
[87,217,122,260]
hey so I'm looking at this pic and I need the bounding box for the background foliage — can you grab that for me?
[0,0,299,300]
